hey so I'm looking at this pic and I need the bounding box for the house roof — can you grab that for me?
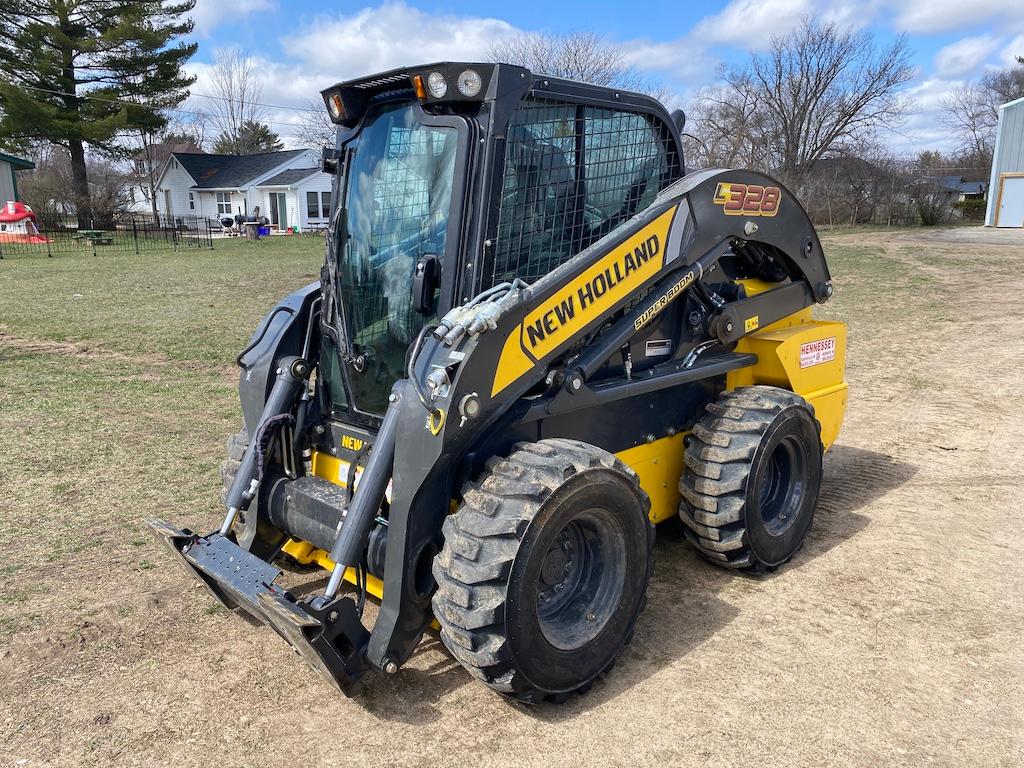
[0,152,35,170]
[172,149,309,189]
[259,168,322,187]
[134,141,204,163]
[932,175,988,195]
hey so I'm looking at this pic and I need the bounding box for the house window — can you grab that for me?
[188,192,195,211]
[216,192,231,214]
[304,191,332,220]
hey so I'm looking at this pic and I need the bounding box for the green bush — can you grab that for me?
[953,198,986,221]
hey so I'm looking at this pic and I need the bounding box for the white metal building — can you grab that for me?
[986,96,1024,227]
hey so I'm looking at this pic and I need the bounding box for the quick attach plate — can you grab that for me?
[148,518,370,695]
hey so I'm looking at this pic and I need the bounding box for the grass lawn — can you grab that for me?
[0,235,326,612]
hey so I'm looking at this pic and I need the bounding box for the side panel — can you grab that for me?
[726,317,848,450]
[615,433,687,524]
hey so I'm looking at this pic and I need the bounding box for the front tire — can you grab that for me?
[432,439,654,703]
[679,386,823,572]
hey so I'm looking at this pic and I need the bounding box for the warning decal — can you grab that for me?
[800,337,836,368]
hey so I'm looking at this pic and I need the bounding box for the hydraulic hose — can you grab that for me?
[221,356,310,534]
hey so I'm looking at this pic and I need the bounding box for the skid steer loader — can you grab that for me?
[150,62,847,703]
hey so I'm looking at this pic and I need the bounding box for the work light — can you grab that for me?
[457,69,482,97]
[427,71,447,98]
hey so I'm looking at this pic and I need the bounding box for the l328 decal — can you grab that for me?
[713,182,781,217]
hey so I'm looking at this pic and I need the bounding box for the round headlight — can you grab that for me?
[326,92,344,120]
[426,71,447,98]
[457,69,482,97]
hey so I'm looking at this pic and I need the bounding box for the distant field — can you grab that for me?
[1,227,1022,767]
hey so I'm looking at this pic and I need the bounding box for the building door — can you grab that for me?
[164,189,173,218]
[996,175,1024,227]
[269,192,288,230]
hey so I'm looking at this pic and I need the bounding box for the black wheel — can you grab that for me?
[679,386,822,572]
[219,426,249,504]
[432,439,654,703]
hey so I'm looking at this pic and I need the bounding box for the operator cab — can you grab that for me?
[317,62,686,421]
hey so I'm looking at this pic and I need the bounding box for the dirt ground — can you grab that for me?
[1,227,1022,767]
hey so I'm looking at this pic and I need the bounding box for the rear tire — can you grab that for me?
[219,426,249,505]
[432,439,654,703]
[679,386,822,572]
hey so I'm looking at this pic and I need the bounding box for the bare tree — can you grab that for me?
[943,57,1024,166]
[683,81,772,170]
[132,116,206,219]
[20,146,131,229]
[202,49,266,154]
[488,31,662,96]
[293,101,336,151]
[687,18,913,190]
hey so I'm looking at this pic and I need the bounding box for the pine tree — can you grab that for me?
[0,1,197,226]
[213,121,285,155]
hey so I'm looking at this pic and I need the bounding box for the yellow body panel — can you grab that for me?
[615,433,687,524]
[727,280,848,450]
[619,280,847,525]
[280,538,385,599]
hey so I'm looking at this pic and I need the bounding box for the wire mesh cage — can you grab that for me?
[486,97,682,289]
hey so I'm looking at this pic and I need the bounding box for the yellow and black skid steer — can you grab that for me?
[150,62,847,703]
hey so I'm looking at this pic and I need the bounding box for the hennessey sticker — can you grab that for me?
[800,337,836,368]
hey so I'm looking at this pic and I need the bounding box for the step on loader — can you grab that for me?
[150,62,848,703]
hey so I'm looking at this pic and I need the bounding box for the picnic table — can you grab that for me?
[74,229,115,245]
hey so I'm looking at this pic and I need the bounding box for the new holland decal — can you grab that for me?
[713,182,781,217]
[491,206,678,396]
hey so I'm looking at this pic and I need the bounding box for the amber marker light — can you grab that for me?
[411,74,428,100]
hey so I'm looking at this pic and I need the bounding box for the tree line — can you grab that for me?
[487,22,1023,227]
[2,6,1022,229]
[0,4,288,224]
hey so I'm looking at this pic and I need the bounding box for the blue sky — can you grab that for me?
[183,0,1024,153]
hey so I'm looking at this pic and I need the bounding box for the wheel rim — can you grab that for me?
[536,508,627,651]
[757,434,808,536]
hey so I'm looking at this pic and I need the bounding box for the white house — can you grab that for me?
[126,140,204,214]
[155,149,333,231]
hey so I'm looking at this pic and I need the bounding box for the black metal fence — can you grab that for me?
[0,213,214,259]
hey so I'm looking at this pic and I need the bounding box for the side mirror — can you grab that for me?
[670,109,686,135]
[413,253,440,315]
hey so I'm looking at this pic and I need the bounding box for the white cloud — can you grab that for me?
[683,0,882,54]
[882,76,966,154]
[281,2,520,81]
[189,0,273,37]
[1000,36,1024,67]
[894,0,1023,35]
[934,35,1003,78]
[619,39,715,84]
[691,0,813,51]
